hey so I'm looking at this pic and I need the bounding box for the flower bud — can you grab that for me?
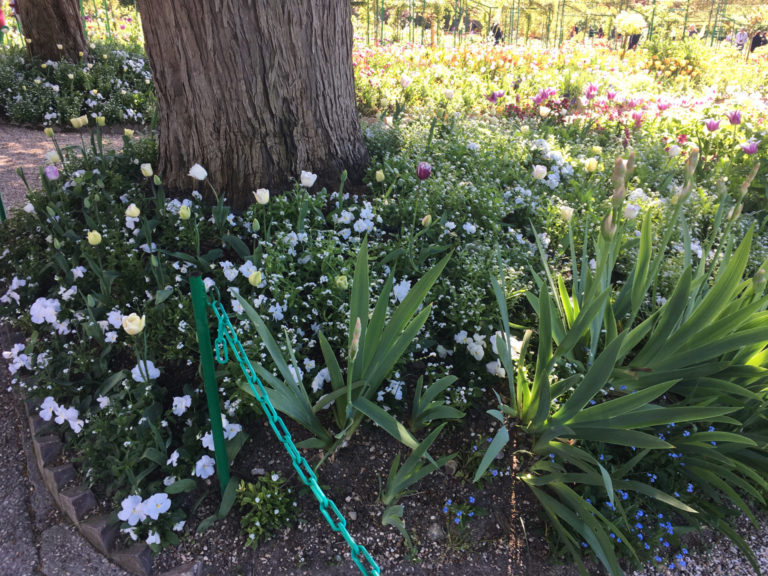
[584,158,598,173]
[78,115,89,127]
[178,205,191,220]
[253,188,270,205]
[44,150,60,164]
[601,213,616,240]
[251,218,260,232]
[421,214,432,227]
[417,162,432,180]
[349,317,362,362]
[667,145,681,157]
[685,146,700,177]
[248,270,262,287]
[532,165,547,180]
[153,175,162,186]
[625,151,636,177]
[443,89,454,100]
[122,313,146,336]
[70,116,82,129]
[125,203,141,218]
[375,169,385,183]
[335,275,348,290]
[559,205,574,222]
[124,128,134,137]
[44,127,54,138]
[612,183,626,206]
[539,105,551,118]
[140,163,153,177]
[96,116,106,127]
[612,157,627,188]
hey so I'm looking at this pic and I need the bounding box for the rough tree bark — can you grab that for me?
[136,1,368,208]
[16,0,87,61]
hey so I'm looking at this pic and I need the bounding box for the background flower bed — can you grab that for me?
[2,18,768,576]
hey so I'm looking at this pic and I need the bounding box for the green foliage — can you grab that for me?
[236,475,297,547]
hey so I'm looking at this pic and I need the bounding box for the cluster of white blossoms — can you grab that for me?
[117,492,180,545]
[39,396,84,433]
[191,414,243,480]
[29,297,71,335]
[2,342,32,376]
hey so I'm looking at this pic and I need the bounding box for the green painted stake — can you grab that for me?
[189,272,230,495]
[0,191,7,222]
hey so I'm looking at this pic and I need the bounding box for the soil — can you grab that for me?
[150,412,575,576]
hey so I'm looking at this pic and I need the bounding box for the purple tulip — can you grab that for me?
[584,83,599,100]
[704,118,720,132]
[486,90,505,104]
[532,87,558,105]
[741,140,760,155]
[725,110,742,125]
[44,165,59,180]
[417,162,432,180]
[606,89,617,101]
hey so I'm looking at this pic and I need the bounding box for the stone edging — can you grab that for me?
[24,400,202,576]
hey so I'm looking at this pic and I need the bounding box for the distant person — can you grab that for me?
[688,25,697,37]
[735,28,748,49]
[598,26,604,38]
[491,22,503,44]
[628,32,641,50]
[751,31,767,53]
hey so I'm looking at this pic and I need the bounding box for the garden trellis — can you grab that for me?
[189,273,380,576]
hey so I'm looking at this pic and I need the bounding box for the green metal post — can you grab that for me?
[682,0,690,38]
[0,191,7,222]
[648,0,657,39]
[189,272,230,495]
[710,0,721,46]
[515,0,521,44]
[421,0,425,45]
[102,0,112,42]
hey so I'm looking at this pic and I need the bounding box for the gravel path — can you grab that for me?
[0,122,123,212]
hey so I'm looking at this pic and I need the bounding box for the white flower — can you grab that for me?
[400,74,413,89]
[144,493,171,520]
[105,331,118,343]
[96,395,110,409]
[118,495,146,526]
[559,205,574,222]
[311,368,331,393]
[393,279,411,303]
[623,203,640,220]
[146,530,161,546]
[223,421,242,440]
[201,431,214,451]
[467,142,480,152]
[300,171,317,188]
[39,396,59,421]
[454,330,469,344]
[107,309,123,329]
[271,473,280,482]
[173,520,186,532]
[486,360,506,378]
[467,342,485,361]
[462,222,477,234]
[166,450,179,467]
[194,455,216,479]
[131,360,160,383]
[71,266,87,280]
[172,395,192,416]
[253,188,270,204]
[188,163,208,181]
[436,344,452,358]
[532,165,548,180]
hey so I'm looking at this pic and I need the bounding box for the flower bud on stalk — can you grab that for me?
[685,147,700,178]
[611,183,626,206]
[625,150,636,178]
[601,213,617,240]
[739,162,760,200]
[612,157,627,188]
[349,317,362,362]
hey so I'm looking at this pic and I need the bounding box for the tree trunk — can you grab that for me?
[136,1,368,209]
[16,0,87,61]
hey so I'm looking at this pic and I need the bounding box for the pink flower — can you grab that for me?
[657,100,671,111]
[704,118,720,132]
[44,165,59,180]
[606,89,617,101]
[724,110,742,125]
[631,111,644,128]
[741,140,760,155]
[584,83,599,100]
[417,162,432,180]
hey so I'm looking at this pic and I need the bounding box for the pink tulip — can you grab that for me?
[704,118,720,132]
[417,162,432,180]
[741,140,760,155]
[44,165,59,180]
[725,110,742,125]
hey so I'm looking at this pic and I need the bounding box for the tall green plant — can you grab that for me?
[478,157,768,574]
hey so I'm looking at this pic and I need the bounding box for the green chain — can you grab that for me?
[210,299,381,576]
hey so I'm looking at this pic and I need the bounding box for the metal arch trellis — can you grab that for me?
[191,278,380,576]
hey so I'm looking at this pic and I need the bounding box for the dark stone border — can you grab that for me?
[9,335,202,576]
